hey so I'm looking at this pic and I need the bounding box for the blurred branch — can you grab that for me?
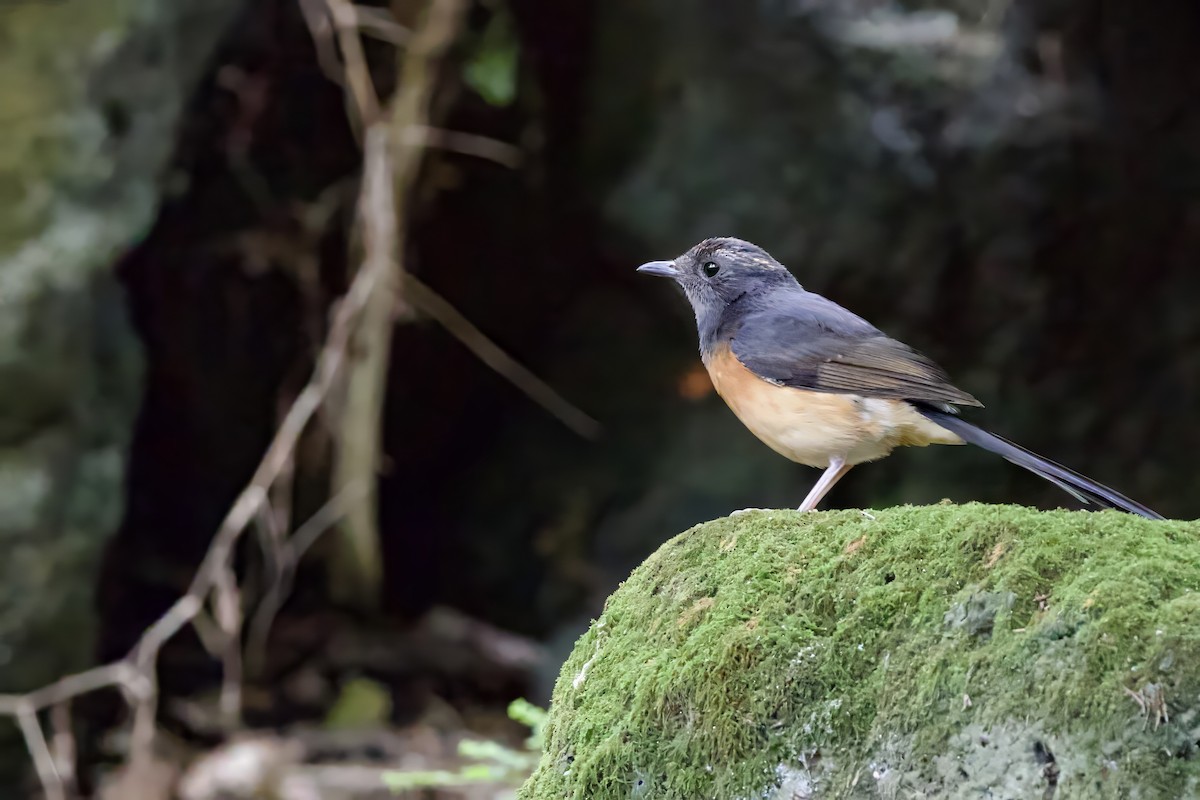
[246,480,370,675]
[49,702,76,796]
[302,0,588,446]
[212,563,243,727]
[299,0,413,97]
[327,125,395,609]
[328,0,468,609]
[351,4,411,45]
[0,0,583,792]
[327,0,383,127]
[0,102,411,792]
[405,275,602,440]
[382,3,596,439]
[402,124,523,167]
[16,705,62,800]
[298,0,345,90]
[0,663,142,716]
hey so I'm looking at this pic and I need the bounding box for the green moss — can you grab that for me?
[0,0,141,251]
[0,0,240,786]
[519,504,1200,799]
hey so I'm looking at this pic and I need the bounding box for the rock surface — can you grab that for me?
[0,0,241,782]
[520,504,1200,799]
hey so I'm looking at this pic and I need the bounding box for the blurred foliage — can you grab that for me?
[463,7,518,107]
[382,699,546,792]
[324,676,395,729]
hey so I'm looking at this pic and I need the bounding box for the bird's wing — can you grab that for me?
[728,293,982,409]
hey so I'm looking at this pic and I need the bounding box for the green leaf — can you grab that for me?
[458,738,537,769]
[461,763,508,781]
[323,676,392,729]
[382,769,460,790]
[507,697,547,729]
[507,697,548,748]
[463,8,518,107]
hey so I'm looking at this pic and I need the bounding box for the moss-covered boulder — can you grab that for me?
[520,504,1200,799]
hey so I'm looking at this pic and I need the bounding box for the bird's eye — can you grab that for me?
[702,261,720,277]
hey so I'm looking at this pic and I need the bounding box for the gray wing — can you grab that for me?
[728,292,982,409]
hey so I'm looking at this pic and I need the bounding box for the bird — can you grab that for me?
[637,237,1163,519]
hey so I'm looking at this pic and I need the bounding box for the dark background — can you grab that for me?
[2,0,1198,794]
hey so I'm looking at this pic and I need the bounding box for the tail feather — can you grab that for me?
[917,407,1163,521]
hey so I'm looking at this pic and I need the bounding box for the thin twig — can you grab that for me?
[0,2,515,796]
[298,1,410,96]
[119,242,388,755]
[298,0,345,88]
[353,5,410,45]
[0,167,397,794]
[256,474,289,571]
[212,564,243,725]
[405,275,602,439]
[303,0,587,443]
[245,480,368,674]
[326,0,382,125]
[244,456,294,679]
[327,0,471,608]
[385,0,466,185]
[189,609,226,660]
[293,480,371,560]
[0,662,141,716]
[402,124,522,167]
[133,261,377,662]
[16,706,62,800]
[49,702,76,795]
[386,0,597,439]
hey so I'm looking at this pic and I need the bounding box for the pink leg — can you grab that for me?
[798,457,852,512]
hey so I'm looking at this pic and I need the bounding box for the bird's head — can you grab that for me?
[637,237,798,324]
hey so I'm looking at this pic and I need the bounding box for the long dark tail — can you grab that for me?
[917,408,1163,520]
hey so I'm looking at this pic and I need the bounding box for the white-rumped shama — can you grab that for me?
[638,237,1162,519]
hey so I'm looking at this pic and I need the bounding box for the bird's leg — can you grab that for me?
[798,457,852,512]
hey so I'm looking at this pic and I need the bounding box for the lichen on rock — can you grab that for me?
[519,504,1200,799]
[0,0,241,786]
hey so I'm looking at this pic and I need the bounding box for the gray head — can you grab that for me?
[637,237,800,339]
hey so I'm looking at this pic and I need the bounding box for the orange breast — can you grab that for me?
[703,344,960,467]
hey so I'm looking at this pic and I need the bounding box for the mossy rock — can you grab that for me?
[519,504,1200,799]
[0,0,240,787]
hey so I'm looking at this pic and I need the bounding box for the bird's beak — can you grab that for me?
[636,260,680,279]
